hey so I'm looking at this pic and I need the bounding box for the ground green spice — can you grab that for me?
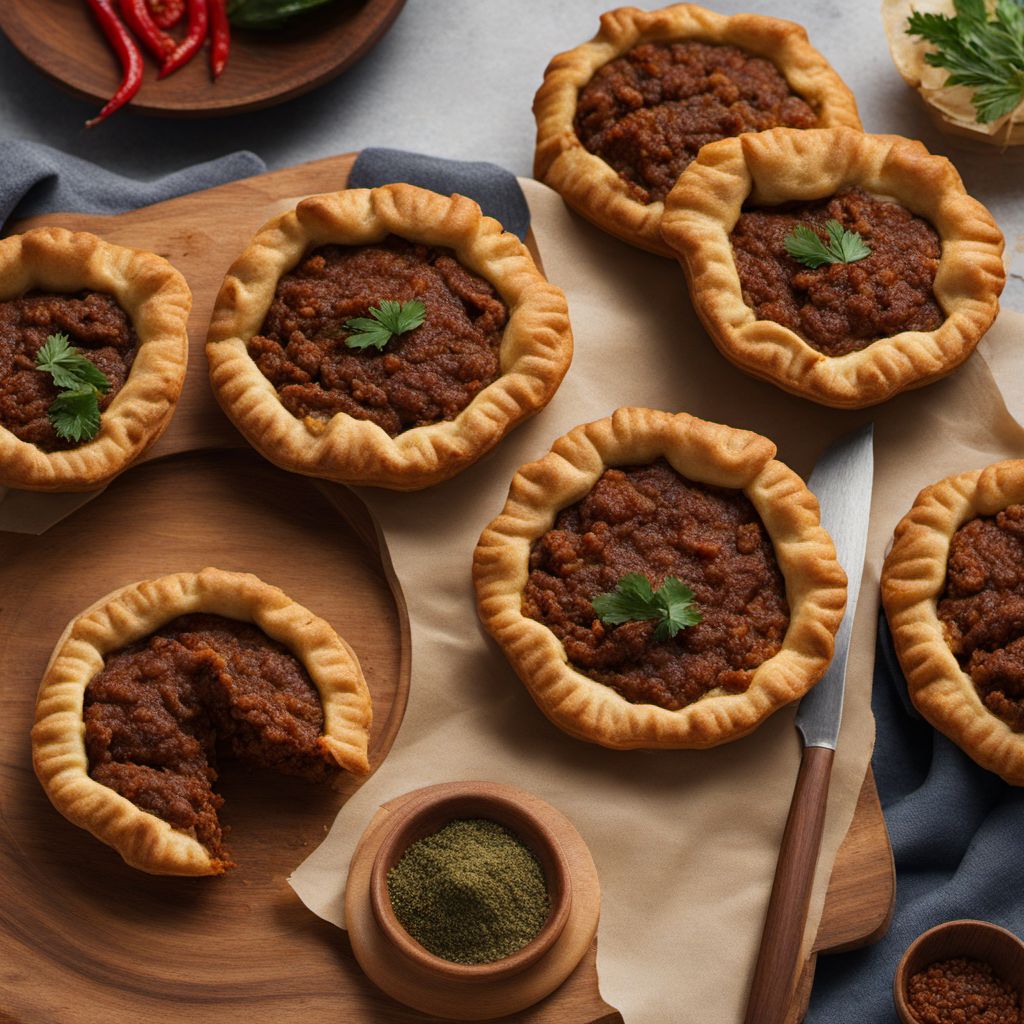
[386,817,551,965]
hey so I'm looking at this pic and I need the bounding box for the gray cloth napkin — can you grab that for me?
[349,147,530,239]
[0,139,265,533]
[807,614,1024,1022]
[0,139,264,223]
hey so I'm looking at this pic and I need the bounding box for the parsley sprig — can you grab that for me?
[784,220,872,270]
[36,333,110,443]
[907,0,1024,124]
[343,299,426,351]
[591,573,702,641]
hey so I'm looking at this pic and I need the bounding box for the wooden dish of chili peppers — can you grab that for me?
[0,0,407,121]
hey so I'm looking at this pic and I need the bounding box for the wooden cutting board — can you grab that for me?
[0,155,893,1024]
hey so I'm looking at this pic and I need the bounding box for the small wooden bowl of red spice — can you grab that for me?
[894,920,1024,1024]
[345,780,600,1020]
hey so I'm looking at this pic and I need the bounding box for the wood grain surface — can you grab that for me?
[0,154,892,1023]
[746,746,835,1024]
[0,449,409,1024]
[0,0,407,118]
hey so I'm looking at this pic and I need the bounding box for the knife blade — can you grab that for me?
[743,424,874,1024]
[796,422,875,749]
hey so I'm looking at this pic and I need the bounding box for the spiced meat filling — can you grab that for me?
[0,291,137,450]
[522,460,790,710]
[938,505,1024,732]
[573,41,817,205]
[249,236,509,437]
[730,187,944,357]
[84,614,335,866]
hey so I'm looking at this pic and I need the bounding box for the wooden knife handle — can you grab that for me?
[743,744,835,1024]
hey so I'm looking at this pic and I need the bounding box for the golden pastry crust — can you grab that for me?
[473,407,847,749]
[882,461,1024,786]
[31,568,373,875]
[206,184,573,491]
[533,3,862,256]
[660,126,1006,408]
[0,227,190,492]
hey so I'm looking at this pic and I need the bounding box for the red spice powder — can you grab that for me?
[907,957,1020,1024]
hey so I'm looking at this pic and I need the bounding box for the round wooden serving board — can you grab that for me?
[0,0,407,118]
[0,154,892,1023]
[0,449,409,1023]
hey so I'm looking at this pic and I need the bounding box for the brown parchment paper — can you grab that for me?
[290,179,1024,1023]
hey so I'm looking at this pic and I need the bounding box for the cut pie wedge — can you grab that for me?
[32,568,372,875]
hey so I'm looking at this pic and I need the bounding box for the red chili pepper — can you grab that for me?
[159,0,208,79]
[84,0,144,127]
[146,0,185,28]
[209,0,230,80]
[119,0,174,61]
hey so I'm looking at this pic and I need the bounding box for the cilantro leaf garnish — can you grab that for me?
[907,0,1024,124]
[48,387,102,443]
[36,333,111,394]
[343,299,426,351]
[591,573,703,642]
[783,220,872,270]
[36,333,110,443]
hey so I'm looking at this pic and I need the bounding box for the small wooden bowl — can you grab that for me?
[345,780,601,1020]
[894,919,1024,1023]
[369,787,573,982]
